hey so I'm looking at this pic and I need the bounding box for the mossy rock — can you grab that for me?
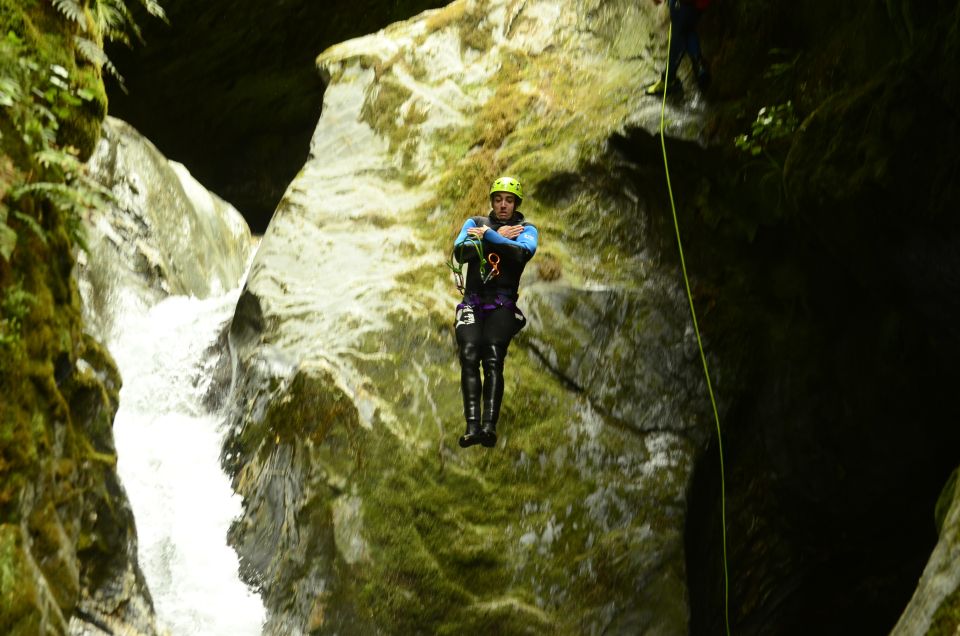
[935,467,959,537]
[927,582,960,636]
[1,1,154,632]
[0,524,65,635]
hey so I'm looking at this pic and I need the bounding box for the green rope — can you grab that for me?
[446,238,488,293]
[657,18,732,636]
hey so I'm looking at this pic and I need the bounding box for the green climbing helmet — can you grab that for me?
[489,176,523,207]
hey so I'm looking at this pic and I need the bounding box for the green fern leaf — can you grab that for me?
[12,178,113,213]
[0,205,17,261]
[0,223,16,261]
[139,0,167,21]
[73,36,107,67]
[12,181,76,202]
[50,0,87,30]
[34,148,81,171]
[97,0,144,44]
[94,0,128,41]
[73,36,127,90]
[102,57,126,91]
[11,211,48,246]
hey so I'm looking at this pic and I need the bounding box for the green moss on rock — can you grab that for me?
[935,467,959,537]
[927,582,960,636]
[228,2,705,633]
[1,0,107,160]
[0,0,146,631]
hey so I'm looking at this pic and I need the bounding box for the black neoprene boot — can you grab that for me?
[458,342,484,448]
[479,420,497,448]
[459,420,483,448]
[479,343,508,447]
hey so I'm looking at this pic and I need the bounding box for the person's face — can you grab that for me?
[492,192,517,221]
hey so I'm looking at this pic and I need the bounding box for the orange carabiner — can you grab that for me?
[487,252,501,278]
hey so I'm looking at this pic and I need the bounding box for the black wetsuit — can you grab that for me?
[452,211,538,445]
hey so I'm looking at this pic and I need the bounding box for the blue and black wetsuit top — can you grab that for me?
[453,211,539,301]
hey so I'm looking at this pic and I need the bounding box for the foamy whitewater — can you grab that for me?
[109,286,265,636]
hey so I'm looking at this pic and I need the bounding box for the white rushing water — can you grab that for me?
[109,285,266,636]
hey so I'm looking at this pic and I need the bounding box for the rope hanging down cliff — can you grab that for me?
[657,19,732,636]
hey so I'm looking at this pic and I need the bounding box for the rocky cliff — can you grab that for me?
[0,2,156,633]
[105,0,452,231]
[3,0,960,633]
[221,0,716,633]
[220,0,960,633]
[80,116,253,343]
[0,2,253,631]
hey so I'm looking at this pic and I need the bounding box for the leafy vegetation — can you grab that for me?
[0,29,116,354]
[51,0,167,89]
[0,282,33,346]
[1,0,165,342]
[734,100,798,158]
[1,0,163,630]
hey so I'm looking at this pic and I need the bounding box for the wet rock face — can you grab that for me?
[221,0,712,633]
[891,468,960,636]
[523,283,705,431]
[0,4,158,634]
[106,0,448,232]
[0,338,157,636]
[80,117,253,342]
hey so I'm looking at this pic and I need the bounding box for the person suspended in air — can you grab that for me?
[450,176,539,448]
[645,0,712,96]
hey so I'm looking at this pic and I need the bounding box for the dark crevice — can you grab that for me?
[105,0,449,233]
[522,342,587,394]
[615,93,959,635]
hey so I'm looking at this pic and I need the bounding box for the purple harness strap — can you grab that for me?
[457,293,522,320]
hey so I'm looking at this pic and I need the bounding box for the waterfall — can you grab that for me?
[108,282,266,636]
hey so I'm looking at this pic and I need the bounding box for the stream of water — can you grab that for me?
[109,286,265,636]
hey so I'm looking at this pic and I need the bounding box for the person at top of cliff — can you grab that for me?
[645,0,712,96]
[451,176,539,448]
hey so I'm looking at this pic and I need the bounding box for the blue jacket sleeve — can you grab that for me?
[453,219,482,263]
[482,224,539,261]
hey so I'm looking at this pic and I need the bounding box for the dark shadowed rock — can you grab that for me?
[106,0,450,232]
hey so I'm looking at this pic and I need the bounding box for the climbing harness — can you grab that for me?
[456,292,521,320]
[455,292,527,339]
[658,21,732,636]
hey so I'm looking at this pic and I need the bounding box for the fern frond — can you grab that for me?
[10,180,106,216]
[0,77,22,107]
[139,0,167,21]
[73,36,107,67]
[12,181,77,200]
[93,0,131,42]
[11,211,48,245]
[34,148,81,172]
[50,0,87,30]
[102,57,124,91]
[0,220,17,261]
[73,36,126,91]
[95,0,144,44]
